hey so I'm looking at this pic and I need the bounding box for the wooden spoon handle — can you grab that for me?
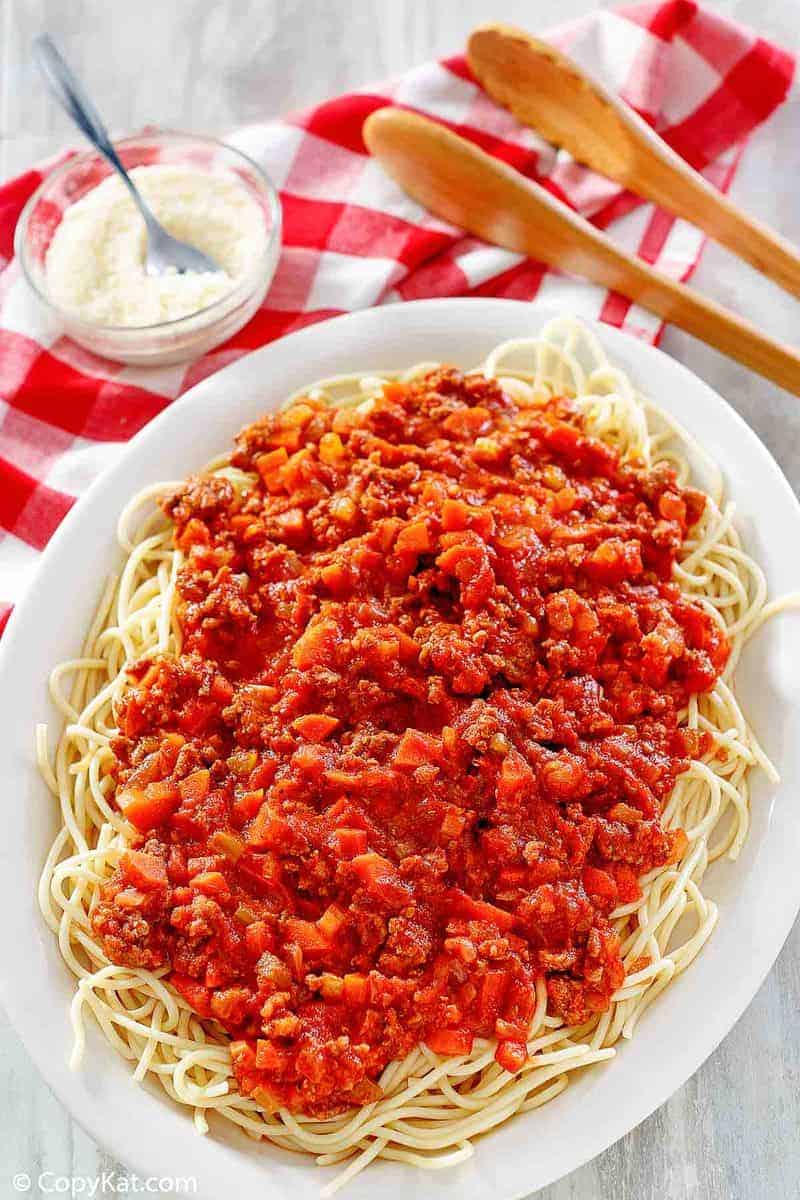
[640,155,800,299]
[467,25,800,299]
[364,108,800,396]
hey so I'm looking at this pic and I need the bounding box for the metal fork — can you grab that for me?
[33,34,221,277]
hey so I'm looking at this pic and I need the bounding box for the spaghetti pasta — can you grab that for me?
[37,317,794,1193]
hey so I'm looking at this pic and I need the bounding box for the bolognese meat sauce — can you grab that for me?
[94,368,727,1116]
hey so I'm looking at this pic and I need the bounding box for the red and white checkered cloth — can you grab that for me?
[0,0,793,634]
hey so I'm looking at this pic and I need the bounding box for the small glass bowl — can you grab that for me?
[15,130,282,367]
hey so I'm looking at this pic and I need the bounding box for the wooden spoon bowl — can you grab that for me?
[467,24,800,298]
[364,106,800,396]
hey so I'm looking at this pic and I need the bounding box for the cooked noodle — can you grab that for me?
[37,317,798,1193]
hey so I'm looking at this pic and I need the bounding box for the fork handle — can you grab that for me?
[32,35,152,229]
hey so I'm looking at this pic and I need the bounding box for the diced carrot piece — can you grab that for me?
[320,562,352,596]
[327,797,351,824]
[442,405,491,437]
[441,498,494,537]
[441,499,470,531]
[283,917,330,956]
[606,803,643,825]
[209,830,245,861]
[550,486,577,515]
[382,382,406,403]
[115,886,152,911]
[281,402,315,429]
[292,743,327,775]
[271,426,302,451]
[206,961,227,988]
[190,871,230,898]
[658,492,686,524]
[118,782,180,831]
[255,447,290,485]
[440,807,466,839]
[250,760,277,790]
[292,713,340,742]
[343,973,369,1005]
[393,729,441,769]
[246,805,291,850]
[274,507,307,544]
[232,788,265,825]
[351,853,409,906]
[584,538,643,584]
[317,904,346,940]
[319,432,347,466]
[426,1028,474,1055]
[395,520,432,556]
[178,769,211,805]
[292,619,337,670]
[120,849,168,891]
[210,986,250,1025]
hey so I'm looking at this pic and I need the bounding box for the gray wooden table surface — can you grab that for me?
[2,0,799,1197]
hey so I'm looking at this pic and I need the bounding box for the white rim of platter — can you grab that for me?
[1,298,799,1200]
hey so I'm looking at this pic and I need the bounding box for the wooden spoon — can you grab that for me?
[363,107,800,396]
[467,24,800,298]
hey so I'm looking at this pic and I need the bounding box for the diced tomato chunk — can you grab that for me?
[178,698,216,735]
[244,920,276,958]
[171,974,212,1017]
[582,866,618,906]
[444,888,515,932]
[331,827,368,858]
[426,1028,474,1055]
[495,1039,527,1074]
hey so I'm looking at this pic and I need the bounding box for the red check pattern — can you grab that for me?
[0,0,794,635]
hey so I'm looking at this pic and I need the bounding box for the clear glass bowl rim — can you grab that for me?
[13,128,283,336]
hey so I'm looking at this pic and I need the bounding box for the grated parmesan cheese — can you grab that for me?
[44,164,267,327]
